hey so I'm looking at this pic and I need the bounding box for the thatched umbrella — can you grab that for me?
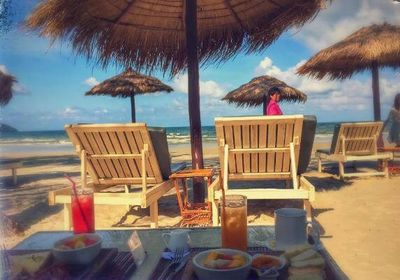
[223,75,307,114]
[0,70,17,106]
[27,0,326,202]
[85,68,173,122]
[297,23,400,121]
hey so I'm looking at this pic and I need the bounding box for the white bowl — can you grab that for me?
[192,248,252,280]
[52,233,102,265]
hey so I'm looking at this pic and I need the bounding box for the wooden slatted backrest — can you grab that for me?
[65,123,163,185]
[332,122,383,156]
[215,115,304,180]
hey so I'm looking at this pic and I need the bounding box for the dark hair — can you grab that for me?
[394,93,400,111]
[263,87,281,115]
[268,86,281,96]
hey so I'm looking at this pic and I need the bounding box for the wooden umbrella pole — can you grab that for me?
[185,0,205,202]
[262,94,267,115]
[130,94,136,122]
[372,61,381,121]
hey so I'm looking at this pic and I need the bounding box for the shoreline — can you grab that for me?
[0,138,332,160]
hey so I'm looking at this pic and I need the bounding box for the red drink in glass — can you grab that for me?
[71,189,95,234]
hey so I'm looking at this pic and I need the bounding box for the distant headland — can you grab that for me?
[0,123,18,132]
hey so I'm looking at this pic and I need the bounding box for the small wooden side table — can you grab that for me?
[169,169,215,227]
[378,147,400,175]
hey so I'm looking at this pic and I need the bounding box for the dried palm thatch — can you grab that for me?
[223,75,307,108]
[297,23,400,120]
[85,68,173,122]
[27,0,326,75]
[85,68,173,97]
[297,23,400,80]
[0,70,16,106]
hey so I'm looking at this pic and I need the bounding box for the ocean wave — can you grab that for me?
[0,139,72,145]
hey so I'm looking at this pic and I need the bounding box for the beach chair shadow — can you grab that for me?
[316,122,392,180]
[6,202,62,234]
[49,123,185,229]
[209,115,317,225]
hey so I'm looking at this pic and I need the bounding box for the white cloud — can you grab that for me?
[293,0,400,51]
[12,83,28,94]
[0,64,29,94]
[255,57,337,94]
[0,65,8,74]
[254,56,400,113]
[172,74,226,98]
[94,108,108,114]
[60,107,81,118]
[84,77,100,87]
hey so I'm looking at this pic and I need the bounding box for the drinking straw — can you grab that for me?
[65,174,78,197]
[64,174,91,232]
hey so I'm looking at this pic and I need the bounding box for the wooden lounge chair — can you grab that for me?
[209,115,316,225]
[0,160,23,185]
[49,124,185,229]
[316,122,392,179]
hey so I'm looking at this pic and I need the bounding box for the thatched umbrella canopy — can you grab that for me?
[297,23,400,121]
[223,75,307,114]
[85,68,173,122]
[27,0,326,202]
[0,70,17,106]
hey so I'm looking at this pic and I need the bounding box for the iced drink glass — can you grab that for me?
[71,189,95,234]
[221,195,247,251]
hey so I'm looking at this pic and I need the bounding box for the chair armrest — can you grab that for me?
[207,176,221,203]
[300,176,315,202]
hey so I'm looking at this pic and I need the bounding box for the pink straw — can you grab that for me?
[65,174,78,197]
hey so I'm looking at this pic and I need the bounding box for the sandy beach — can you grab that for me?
[1,140,400,279]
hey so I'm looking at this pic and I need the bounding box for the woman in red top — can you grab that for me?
[264,87,283,115]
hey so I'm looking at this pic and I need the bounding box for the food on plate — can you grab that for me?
[284,246,326,280]
[291,256,325,269]
[251,254,281,270]
[10,251,51,277]
[283,244,312,259]
[203,251,246,269]
[290,249,319,263]
[56,235,98,250]
[288,272,325,280]
[289,266,324,275]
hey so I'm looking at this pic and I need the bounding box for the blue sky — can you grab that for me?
[1,0,400,131]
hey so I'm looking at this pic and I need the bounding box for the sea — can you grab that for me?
[0,123,336,156]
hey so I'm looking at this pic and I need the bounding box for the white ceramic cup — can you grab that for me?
[162,229,191,252]
[274,208,319,250]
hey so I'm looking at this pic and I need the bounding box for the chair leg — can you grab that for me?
[124,185,132,211]
[383,160,389,178]
[150,202,158,228]
[12,168,17,185]
[317,157,322,173]
[212,199,219,226]
[64,203,72,230]
[338,162,345,180]
[304,200,312,222]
